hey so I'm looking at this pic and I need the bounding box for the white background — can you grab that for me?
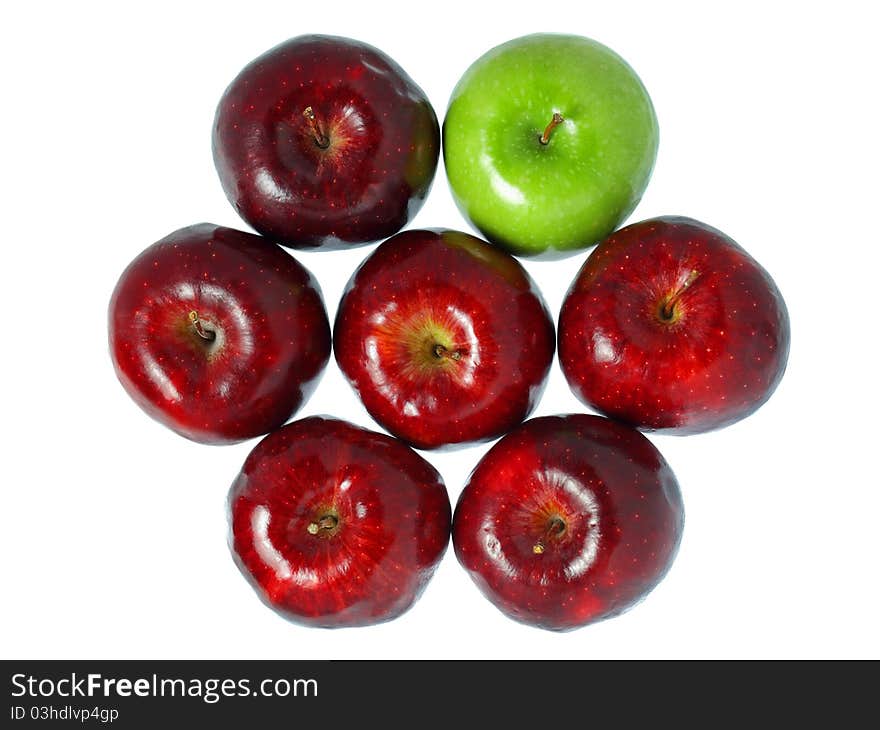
[2,0,878,659]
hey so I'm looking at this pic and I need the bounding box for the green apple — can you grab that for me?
[443,33,659,259]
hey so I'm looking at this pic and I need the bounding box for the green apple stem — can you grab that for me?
[307,514,339,535]
[188,310,216,342]
[660,270,701,321]
[533,516,566,555]
[302,106,330,149]
[539,112,565,145]
[432,343,463,361]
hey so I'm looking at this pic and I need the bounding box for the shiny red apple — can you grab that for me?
[333,228,555,449]
[108,223,330,444]
[213,34,440,250]
[229,416,451,627]
[559,216,790,434]
[453,414,684,631]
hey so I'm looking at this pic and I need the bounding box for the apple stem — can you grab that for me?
[533,516,566,555]
[660,270,701,321]
[432,343,462,362]
[539,113,565,145]
[307,515,338,535]
[188,311,216,342]
[302,106,330,149]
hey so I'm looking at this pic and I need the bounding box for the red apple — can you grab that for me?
[333,228,555,449]
[229,416,451,627]
[108,223,330,444]
[559,216,790,434]
[453,414,684,631]
[213,34,440,250]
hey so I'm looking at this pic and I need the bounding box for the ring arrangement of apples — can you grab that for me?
[109,33,790,631]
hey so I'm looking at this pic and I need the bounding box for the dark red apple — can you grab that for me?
[559,216,790,434]
[108,223,330,444]
[212,34,440,250]
[453,414,684,631]
[333,228,555,450]
[229,416,451,627]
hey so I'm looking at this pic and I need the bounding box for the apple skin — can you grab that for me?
[559,216,790,434]
[333,228,556,450]
[108,223,331,444]
[443,33,658,259]
[453,414,684,631]
[213,34,440,251]
[228,416,451,628]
